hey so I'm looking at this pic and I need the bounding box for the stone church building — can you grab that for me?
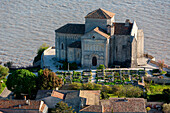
[55,8,144,68]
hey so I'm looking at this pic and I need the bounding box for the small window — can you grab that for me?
[61,43,64,50]
[92,36,95,39]
[122,45,126,49]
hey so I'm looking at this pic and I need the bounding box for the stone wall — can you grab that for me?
[81,31,108,68]
[55,33,83,61]
[137,29,145,66]
[110,35,132,67]
[144,77,170,84]
[85,17,114,33]
[67,47,81,65]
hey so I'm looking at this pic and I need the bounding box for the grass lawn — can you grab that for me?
[147,84,170,102]
[0,78,7,94]
[148,85,170,95]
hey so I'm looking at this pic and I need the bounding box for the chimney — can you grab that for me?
[125,19,130,26]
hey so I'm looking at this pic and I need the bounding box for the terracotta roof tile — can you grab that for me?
[85,8,115,19]
[101,98,146,113]
[93,27,110,39]
[51,90,65,99]
[114,23,133,35]
[80,105,102,112]
[0,100,41,110]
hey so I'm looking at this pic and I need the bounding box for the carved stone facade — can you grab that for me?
[55,8,145,68]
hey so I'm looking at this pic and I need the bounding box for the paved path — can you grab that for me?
[0,87,12,99]
[91,70,97,83]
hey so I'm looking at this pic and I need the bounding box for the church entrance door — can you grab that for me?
[92,56,97,66]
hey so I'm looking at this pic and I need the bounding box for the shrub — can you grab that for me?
[97,64,105,70]
[4,61,13,68]
[0,65,9,79]
[152,69,160,73]
[160,71,167,75]
[33,43,49,63]
[83,83,94,90]
[69,83,82,90]
[162,103,170,113]
[101,92,110,99]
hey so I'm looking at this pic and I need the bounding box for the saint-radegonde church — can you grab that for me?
[55,8,145,68]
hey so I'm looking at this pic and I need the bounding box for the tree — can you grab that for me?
[115,85,143,97]
[0,65,9,79]
[83,83,94,90]
[33,43,49,63]
[69,83,82,90]
[162,89,170,103]
[4,61,13,68]
[157,59,168,71]
[94,83,102,90]
[162,103,170,113]
[37,69,63,90]
[51,101,75,113]
[6,69,37,98]
[101,92,110,99]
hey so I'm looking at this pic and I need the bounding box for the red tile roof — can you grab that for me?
[51,90,65,99]
[114,23,133,35]
[0,100,43,110]
[102,98,146,113]
[80,105,102,112]
[85,8,115,19]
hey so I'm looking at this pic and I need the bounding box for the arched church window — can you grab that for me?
[61,43,64,50]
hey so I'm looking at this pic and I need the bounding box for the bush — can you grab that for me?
[162,103,170,113]
[33,43,49,63]
[83,83,94,90]
[152,69,160,73]
[62,62,78,70]
[97,64,105,70]
[101,92,110,99]
[160,71,167,75]
[0,65,9,79]
[69,83,82,90]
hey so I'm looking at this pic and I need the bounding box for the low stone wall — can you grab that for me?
[144,77,170,84]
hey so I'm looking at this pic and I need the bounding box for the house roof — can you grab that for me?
[114,23,133,35]
[80,105,102,112]
[93,27,110,39]
[80,98,146,113]
[36,90,80,100]
[0,100,46,111]
[36,90,53,100]
[101,98,146,113]
[68,41,81,48]
[85,8,115,19]
[51,90,65,99]
[55,24,85,34]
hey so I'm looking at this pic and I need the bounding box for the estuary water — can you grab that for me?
[0,0,169,66]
